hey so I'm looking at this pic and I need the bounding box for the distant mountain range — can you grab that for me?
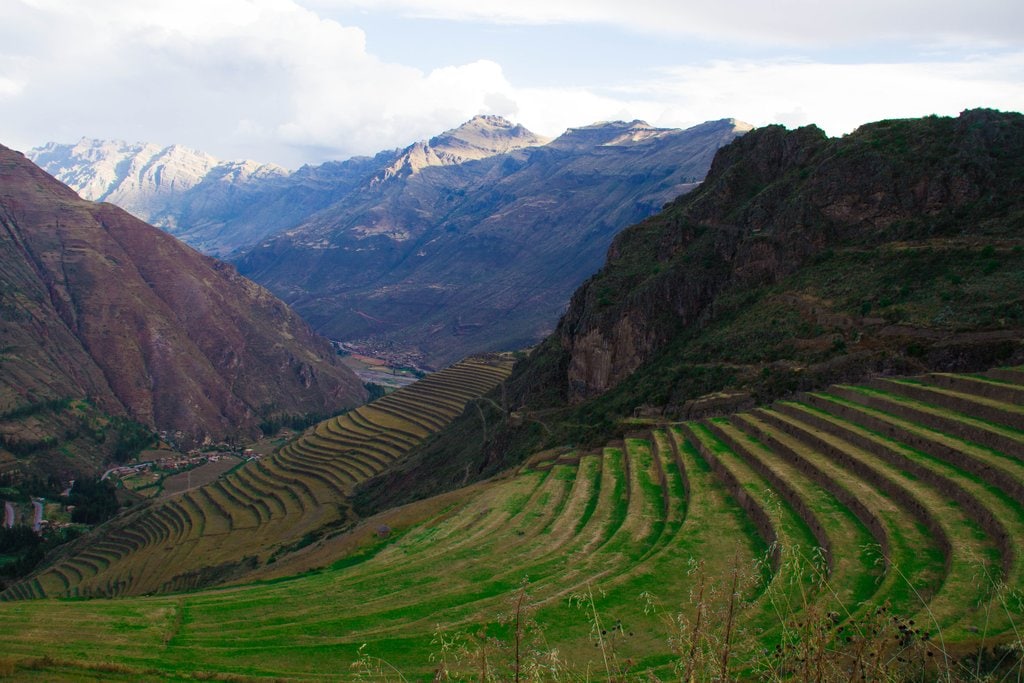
[29,138,290,256]
[0,144,366,474]
[32,116,751,367]
[238,118,751,366]
[29,116,549,258]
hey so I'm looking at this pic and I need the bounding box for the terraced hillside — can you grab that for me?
[0,357,512,600]
[0,367,1019,680]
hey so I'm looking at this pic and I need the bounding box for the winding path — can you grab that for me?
[3,501,14,529]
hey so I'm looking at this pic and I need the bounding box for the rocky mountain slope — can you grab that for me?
[355,108,1024,512]
[29,138,222,213]
[29,116,548,259]
[553,108,1024,402]
[0,144,366,475]
[239,118,750,366]
[29,138,289,255]
[372,114,550,182]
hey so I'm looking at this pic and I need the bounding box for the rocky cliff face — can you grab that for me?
[557,108,1024,400]
[0,144,366,455]
[238,118,750,366]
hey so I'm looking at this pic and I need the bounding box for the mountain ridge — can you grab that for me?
[237,117,752,366]
[0,144,366,474]
[29,137,288,223]
[27,116,548,258]
[558,109,1024,400]
[32,118,750,366]
[374,114,550,183]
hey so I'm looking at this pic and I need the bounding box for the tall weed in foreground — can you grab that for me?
[417,578,574,682]
[568,582,647,682]
[350,643,410,683]
[663,554,761,682]
[350,549,1023,682]
[740,542,948,682]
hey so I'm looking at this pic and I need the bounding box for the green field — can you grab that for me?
[0,366,1021,680]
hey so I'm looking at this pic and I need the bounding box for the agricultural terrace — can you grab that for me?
[0,367,1020,680]
[0,356,513,600]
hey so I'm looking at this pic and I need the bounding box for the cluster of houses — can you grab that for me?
[103,447,259,484]
[334,340,429,374]
[5,445,267,537]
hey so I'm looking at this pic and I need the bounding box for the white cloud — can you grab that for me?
[0,76,24,98]
[0,0,537,166]
[315,0,1024,48]
[1,1,1022,167]
[488,53,1024,142]
[620,55,1024,136]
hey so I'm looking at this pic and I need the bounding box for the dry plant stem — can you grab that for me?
[478,630,489,683]
[720,551,741,681]
[588,584,611,679]
[889,558,952,681]
[684,561,707,683]
[352,644,410,682]
[514,587,525,683]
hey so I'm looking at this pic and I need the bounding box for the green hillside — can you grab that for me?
[0,367,1020,680]
[0,357,513,600]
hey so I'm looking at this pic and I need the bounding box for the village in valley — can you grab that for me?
[103,436,282,500]
[334,341,426,389]
[3,440,274,540]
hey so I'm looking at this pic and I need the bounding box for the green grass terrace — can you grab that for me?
[0,366,1021,680]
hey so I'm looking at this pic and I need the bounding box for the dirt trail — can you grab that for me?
[3,501,14,528]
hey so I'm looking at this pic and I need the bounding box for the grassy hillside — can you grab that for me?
[0,357,513,600]
[0,367,1020,680]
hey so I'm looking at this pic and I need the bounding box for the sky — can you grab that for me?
[1,0,1022,168]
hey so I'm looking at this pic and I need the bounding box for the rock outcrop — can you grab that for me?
[557,108,1024,400]
[373,115,550,182]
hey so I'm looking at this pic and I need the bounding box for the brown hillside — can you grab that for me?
[0,144,366,460]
